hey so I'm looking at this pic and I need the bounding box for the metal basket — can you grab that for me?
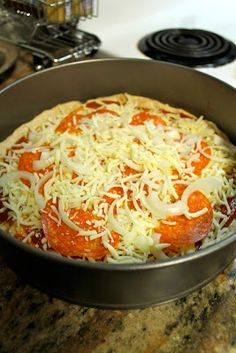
[1,0,97,25]
[0,0,100,69]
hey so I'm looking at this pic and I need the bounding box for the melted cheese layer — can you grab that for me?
[0,95,235,263]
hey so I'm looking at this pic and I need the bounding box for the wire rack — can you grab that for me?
[0,0,100,69]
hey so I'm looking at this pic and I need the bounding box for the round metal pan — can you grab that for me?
[0,59,236,309]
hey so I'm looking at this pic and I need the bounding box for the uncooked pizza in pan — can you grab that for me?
[0,93,235,263]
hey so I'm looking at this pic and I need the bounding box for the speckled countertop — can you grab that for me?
[0,255,235,353]
[0,50,236,353]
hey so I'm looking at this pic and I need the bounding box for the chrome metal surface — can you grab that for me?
[0,0,100,69]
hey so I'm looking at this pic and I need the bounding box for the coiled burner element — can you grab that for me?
[138,28,236,67]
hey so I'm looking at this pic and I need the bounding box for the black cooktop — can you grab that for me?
[138,28,236,68]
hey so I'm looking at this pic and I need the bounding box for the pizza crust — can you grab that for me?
[89,93,196,118]
[0,101,82,156]
[0,94,197,156]
[0,92,230,158]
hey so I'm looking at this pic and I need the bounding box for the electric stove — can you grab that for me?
[79,0,236,88]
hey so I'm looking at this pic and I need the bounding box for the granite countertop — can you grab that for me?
[0,256,235,353]
[0,49,236,353]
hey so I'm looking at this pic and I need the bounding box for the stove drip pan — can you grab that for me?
[138,28,236,67]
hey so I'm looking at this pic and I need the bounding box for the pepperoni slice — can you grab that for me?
[101,187,124,215]
[102,100,120,105]
[123,165,139,177]
[55,107,85,133]
[11,136,29,151]
[130,112,166,126]
[192,141,211,175]
[179,111,194,119]
[18,151,41,173]
[16,136,28,144]
[174,183,187,198]
[156,191,213,249]
[56,108,119,133]
[134,137,141,145]
[18,151,51,186]
[103,187,124,205]
[101,186,139,213]
[172,141,211,180]
[87,108,119,118]
[159,108,194,119]
[86,101,102,109]
[41,200,119,259]
[18,151,41,186]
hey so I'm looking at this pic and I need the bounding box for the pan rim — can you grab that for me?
[0,228,235,271]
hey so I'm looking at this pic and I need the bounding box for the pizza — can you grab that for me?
[0,93,235,263]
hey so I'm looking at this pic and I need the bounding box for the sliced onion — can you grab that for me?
[144,191,187,219]
[33,156,54,171]
[143,177,223,220]
[0,171,36,188]
[28,131,37,142]
[165,129,180,140]
[200,144,235,162]
[181,176,223,204]
[133,235,153,253]
[34,171,53,209]
[185,207,208,218]
[58,199,97,236]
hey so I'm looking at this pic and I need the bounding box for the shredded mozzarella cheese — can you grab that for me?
[0,95,235,263]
